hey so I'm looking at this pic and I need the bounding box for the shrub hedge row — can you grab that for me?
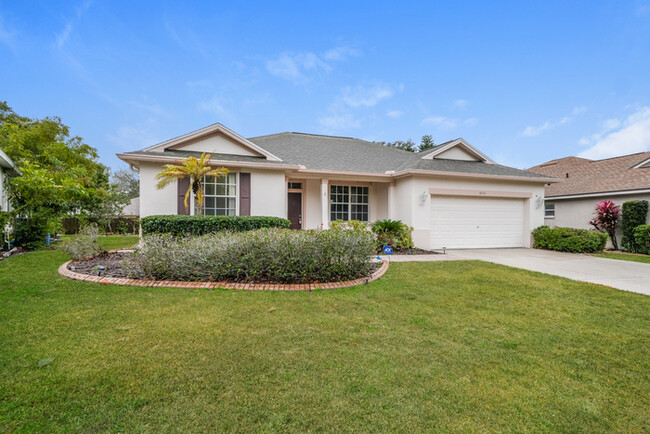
[622,200,649,252]
[141,215,291,236]
[633,225,650,255]
[126,228,376,283]
[532,226,608,253]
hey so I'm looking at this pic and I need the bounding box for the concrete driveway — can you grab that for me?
[389,249,650,295]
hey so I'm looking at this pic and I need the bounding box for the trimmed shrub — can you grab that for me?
[371,219,414,251]
[141,215,291,236]
[330,219,370,232]
[622,200,649,252]
[59,224,102,259]
[632,224,650,255]
[532,225,607,253]
[125,228,376,284]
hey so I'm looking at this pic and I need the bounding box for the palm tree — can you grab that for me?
[156,153,229,215]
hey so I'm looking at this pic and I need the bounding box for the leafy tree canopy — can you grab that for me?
[0,101,122,246]
[111,168,139,199]
[376,135,436,153]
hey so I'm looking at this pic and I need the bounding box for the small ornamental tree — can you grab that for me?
[589,200,621,250]
[155,153,228,215]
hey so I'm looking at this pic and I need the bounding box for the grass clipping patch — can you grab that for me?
[124,228,376,284]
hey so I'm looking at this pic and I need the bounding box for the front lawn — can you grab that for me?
[1,237,649,431]
[594,251,650,264]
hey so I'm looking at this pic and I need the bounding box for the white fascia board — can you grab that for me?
[547,189,650,200]
[632,157,650,169]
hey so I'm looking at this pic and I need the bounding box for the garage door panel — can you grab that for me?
[430,196,524,249]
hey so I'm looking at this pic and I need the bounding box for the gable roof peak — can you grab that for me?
[141,122,282,162]
[419,137,495,164]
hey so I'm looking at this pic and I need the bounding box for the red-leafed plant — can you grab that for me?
[589,200,621,250]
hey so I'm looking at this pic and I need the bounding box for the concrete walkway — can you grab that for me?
[388,249,650,296]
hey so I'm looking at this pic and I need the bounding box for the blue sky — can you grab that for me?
[1,1,650,171]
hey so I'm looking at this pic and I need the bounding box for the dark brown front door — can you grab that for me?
[288,192,302,229]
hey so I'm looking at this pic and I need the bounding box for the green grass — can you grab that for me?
[594,251,650,264]
[1,236,649,432]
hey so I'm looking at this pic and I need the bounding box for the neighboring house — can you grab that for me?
[119,197,140,216]
[528,152,650,233]
[0,149,17,213]
[117,123,556,249]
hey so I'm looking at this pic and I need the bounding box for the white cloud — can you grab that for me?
[266,52,330,83]
[266,45,361,84]
[421,116,476,129]
[198,95,228,117]
[54,0,93,50]
[186,79,213,88]
[386,110,404,119]
[107,118,164,151]
[521,106,587,137]
[0,14,16,48]
[322,45,361,61]
[341,84,394,108]
[452,99,468,110]
[319,112,361,130]
[578,107,650,159]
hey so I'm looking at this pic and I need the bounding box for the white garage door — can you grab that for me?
[430,196,525,249]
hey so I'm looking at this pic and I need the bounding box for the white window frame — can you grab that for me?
[196,172,239,216]
[544,202,555,218]
[329,184,370,222]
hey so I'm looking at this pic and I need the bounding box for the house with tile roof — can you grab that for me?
[118,123,557,249]
[528,152,650,232]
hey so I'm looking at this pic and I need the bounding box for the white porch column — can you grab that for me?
[387,181,395,219]
[321,178,329,229]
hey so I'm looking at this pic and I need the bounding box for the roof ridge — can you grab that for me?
[248,131,358,140]
[587,151,650,163]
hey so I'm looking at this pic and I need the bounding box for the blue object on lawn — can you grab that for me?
[382,245,393,255]
[46,233,50,247]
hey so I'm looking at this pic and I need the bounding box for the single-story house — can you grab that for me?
[528,152,650,232]
[0,149,17,213]
[117,123,556,249]
[119,197,140,217]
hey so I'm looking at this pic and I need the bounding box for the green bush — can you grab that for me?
[15,214,49,250]
[125,228,376,284]
[140,215,291,236]
[632,225,650,255]
[371,219,414,251]
[59,224,102,259]
[330,219,370,232]
[532,226,608,253]
[622,200,649,252]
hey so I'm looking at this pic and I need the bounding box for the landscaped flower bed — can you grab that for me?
[61,228,385,290]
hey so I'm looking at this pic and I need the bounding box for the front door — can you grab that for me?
[288,192,302,229]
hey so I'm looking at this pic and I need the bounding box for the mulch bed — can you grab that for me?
[70,252,133,278]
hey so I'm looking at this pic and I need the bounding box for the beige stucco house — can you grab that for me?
[528,152,650,235]
[117,123,556,249]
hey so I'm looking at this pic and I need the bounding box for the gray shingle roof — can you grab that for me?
[248,132,413,173]
[249,132,549,179]
[124,131,551,180]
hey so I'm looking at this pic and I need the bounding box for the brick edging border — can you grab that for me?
[58,252,389,291]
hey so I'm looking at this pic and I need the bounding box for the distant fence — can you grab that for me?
[61,216,140,235]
